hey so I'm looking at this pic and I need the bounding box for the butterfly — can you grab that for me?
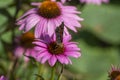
[55,22,64,44]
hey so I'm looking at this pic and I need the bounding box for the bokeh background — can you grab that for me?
[0,0,120,80]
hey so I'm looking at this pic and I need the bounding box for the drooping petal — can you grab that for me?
[64,51,81,58]
[25,14,40,32]
[65,47,80,51]
[14,47,24,58]
[48,55,57,66]
[80,0,109,5]
[56,55,69,64]
[34,46,47,51]
[63,35,72,43]
[47,20,55,36]
[37,51,48,60]
[62,17,77,32]
[17,8,38,21]
[35,17,47,38]
[19,23,25,30]
[31,2,41,6]
[41,53,51,64]
[33,41,47,48]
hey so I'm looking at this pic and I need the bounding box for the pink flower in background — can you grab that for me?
[17,0,83,38]
[33,34,81,66]
[51,0,71,3]
[108,65,120,80]
[14,32,36,62]
[0,76,7,80]
[80,0,109,5]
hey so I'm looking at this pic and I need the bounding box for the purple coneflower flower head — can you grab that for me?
[33,34,81,66]
[0,76,7,80]
[80,0,109,5]
[14,32,36,62]
[51,0,71,3]
[108,65,120,80]
[17,0,83,38]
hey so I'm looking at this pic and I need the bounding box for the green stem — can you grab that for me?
[57,74,62,80]
[57,64,64,80]
[50,65,56,80]
[37,63,44,80]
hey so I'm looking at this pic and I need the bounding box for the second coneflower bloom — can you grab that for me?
[17,0,83,38]
[108,65,120,80]
[14,32,36,62]
[0,76,7,80]
[80,0,109,5]
[33,34,81,66]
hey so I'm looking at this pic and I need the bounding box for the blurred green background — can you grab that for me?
[0,0,120,80]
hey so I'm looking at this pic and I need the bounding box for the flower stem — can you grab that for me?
[57,74,62,80]
[57,64,64,80]
[37,63,44,80]
[50,65,56,80]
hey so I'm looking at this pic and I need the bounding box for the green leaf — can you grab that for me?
[0,0,13,7]
[35,74,44,80]
[1,31,12,43]
[79,4,120,45]
[67,39,120,80]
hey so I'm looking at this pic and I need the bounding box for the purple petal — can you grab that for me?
[62,6,77,10]
[33,41,47,48]
[17,8,38,21]
[65,47,80,51]
[61,0,66,3]
[64,51,81,58]
[56,55,69,64]
[103,0,109,3]
[48,55,57,66]
[67,57,72,64]
[35,18,47,38]
[24,49,31,62]
[25,14,40,32]
[62,17,77,32]
[35,20,43,38]
[64,27,69,35]
[43,34,52,43]
[53,16,63,27]
[30,49,37,58]
[19,23,25,30]
[14,47,24,58]
[34,46,46,51]
[47,20,55,37]
[64,42,78,46]
[31,2,41,6]
[56,55,64,64]
[37,51,48,58]
[17,19,25,25]
[41,53,51,64]
[62,7,80,14]
[63,13,83,21]
[62,56,69,64]
[36,51,48,61]
[63,35,71,43]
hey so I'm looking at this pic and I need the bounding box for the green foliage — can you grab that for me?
[0,0,13,7]
[79,4,120,45]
